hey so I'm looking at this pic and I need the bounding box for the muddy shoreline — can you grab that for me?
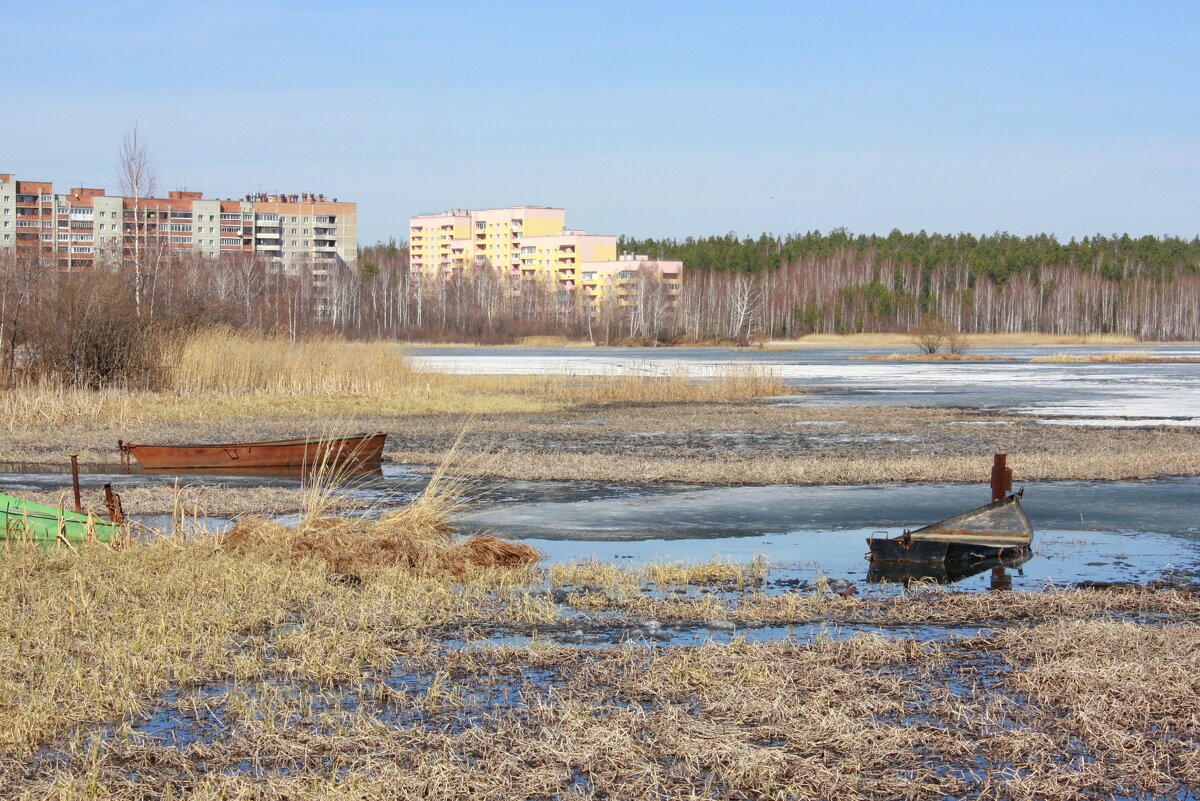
[9,401,1200,487]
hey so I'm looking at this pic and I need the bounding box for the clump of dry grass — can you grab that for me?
[1031,351,1200,363]
[219,454,539,576]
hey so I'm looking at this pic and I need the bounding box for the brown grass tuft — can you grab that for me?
[219,443,539,575]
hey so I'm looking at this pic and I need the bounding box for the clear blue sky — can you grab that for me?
[3,0,1196,244]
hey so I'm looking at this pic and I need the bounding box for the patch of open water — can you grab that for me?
[1,465,1196,592]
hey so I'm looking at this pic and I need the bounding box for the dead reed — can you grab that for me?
[219,452,538,576]
[165,325,415,395]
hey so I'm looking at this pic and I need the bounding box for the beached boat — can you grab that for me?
[0,492,123,547]
[867,491,1033,564]
[119,433,388,470]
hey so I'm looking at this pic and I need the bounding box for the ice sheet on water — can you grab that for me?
[411,346,1200,417]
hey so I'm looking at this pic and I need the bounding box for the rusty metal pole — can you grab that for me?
[70,455,83,514]
[103,483,125,524]
[990,453,1011,502]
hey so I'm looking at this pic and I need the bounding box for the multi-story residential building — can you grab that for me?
[580,254,683,307]
[408,206,682,306]
[409,206,570,278]
[0,173,357,271]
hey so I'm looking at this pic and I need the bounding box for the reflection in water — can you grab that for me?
[134,463,384,479]
[866,549,1032,586]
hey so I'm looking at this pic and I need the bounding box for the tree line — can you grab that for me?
[4,226,1199,388]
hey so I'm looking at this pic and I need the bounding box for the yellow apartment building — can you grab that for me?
[409,206,682,306]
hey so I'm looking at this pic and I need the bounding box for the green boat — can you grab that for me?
[0,491,125,549]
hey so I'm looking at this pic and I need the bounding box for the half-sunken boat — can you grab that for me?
[1,491,123,548]
[119,432,388,471]
[867,454,1033,564]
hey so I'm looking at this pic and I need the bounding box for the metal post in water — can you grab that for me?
[70,455,82,514]
[990,453,1012,502]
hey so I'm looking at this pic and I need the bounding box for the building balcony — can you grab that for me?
[256,230,281,238]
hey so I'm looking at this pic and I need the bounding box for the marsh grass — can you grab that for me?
[389,441,1200,486]
[775,332,1145,348]
[1031,351,1200,363]
[851,353,1016,362]
[549,555,770,595]
[8,610,1198,800]
[0,328,788,434]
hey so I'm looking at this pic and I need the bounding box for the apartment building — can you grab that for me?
[409,206,682,306]
[0,173,357,271]
[580,254,683,307]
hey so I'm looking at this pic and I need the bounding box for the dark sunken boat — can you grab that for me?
[867,454,1033,565]
[119,433,388,471]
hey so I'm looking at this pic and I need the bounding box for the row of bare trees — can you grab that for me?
[4,238,1198,385]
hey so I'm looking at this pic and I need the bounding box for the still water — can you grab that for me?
[1,464,1195,592]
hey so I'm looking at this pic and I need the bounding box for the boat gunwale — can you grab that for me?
[120,432,386,452]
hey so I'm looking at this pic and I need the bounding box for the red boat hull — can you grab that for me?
[121,433,388,470]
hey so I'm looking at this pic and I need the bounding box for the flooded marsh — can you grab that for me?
[4,344,1200,797]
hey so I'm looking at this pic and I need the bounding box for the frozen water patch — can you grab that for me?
[1037,417,1200,428]
[413,345,1200,417]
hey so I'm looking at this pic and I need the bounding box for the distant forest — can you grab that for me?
[614,230,1200,341]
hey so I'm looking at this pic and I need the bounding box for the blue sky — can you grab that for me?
[3,0,1196,243]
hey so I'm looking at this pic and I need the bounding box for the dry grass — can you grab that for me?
[5,601,1197,799]
[389,441,1200,485]
[851,352,1016,361]
[24,484,367,517]
[1031,351,1200,363]
[549,555,770,595]
[219,455,539,576]
[535,364,788,404]
[770,332,1147,348]
[167,326,416,395]
[0,328,789,435]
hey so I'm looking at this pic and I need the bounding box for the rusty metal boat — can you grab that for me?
[867,454,1033,564]
[119,433,388,471]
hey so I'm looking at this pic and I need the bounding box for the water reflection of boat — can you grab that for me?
[119,433,388,471]
[867,549,1032,585]
[867,454,1033,567]
[134,463,385,479]
[867,492,1034,564]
